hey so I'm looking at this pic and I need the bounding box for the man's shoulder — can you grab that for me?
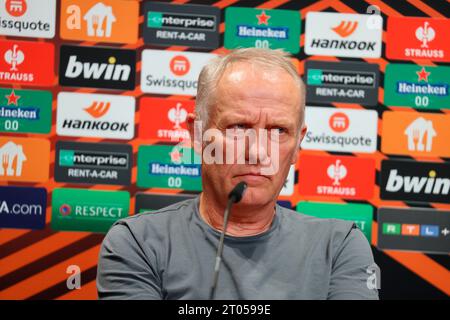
[108,197,198,237]
[277,204,360,246]
[278,205,356,232]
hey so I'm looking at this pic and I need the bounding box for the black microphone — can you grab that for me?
[209,181,248,300]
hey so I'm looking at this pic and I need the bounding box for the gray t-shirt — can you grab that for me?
[97,196,379,300]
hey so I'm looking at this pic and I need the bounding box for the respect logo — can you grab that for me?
[51,188,130,233]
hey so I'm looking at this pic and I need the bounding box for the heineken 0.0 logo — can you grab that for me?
[137,144,202,191]
[0,88,52,134]
[384,64,450,110]
[224,7,300,54]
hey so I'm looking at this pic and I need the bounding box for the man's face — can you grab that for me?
[194,62,306,208]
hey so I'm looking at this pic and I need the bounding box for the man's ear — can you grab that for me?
[290,125,307,165]
[187,112,202,154]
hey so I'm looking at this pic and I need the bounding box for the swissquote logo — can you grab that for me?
[298,153,375,200]
[138,97,194,142]
[60,0,138,44]
[386,17,449,62]
[141,49,215,96]
[0,40,54,86]
[56,92,135,140]
[301,107,377,153]
[305,12,382,58]
[143,2,220,49]
[380,160,449,204]
[0,0,56,38]
[381,111,450,158]
[59,45,136,90]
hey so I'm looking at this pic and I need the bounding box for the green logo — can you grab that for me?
[59,150,75,166]
[51,188,130,233]
[148,11,163,28]
[137,144,202,191]
[307,69,323,85]
[0,88,52,134]
[296,201,373,240]
[224,7,300,54]
[384,64,450,110]
[382,223,401,235]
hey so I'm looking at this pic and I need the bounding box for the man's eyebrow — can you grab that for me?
[218,114,295,128]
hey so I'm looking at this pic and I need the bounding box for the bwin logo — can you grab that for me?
[386,169,449,196]
[65,55,130,81]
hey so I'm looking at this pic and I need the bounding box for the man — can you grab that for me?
[97,48,379,300]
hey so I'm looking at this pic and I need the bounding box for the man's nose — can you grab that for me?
[245,129,271,165]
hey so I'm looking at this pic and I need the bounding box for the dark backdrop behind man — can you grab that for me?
[96,48,379,300]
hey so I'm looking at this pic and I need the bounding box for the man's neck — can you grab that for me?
[199,193,276,237]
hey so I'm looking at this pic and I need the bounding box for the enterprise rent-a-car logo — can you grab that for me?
[144,2,220,49]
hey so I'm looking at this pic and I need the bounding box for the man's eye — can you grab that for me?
[272,127,287,134]
[230,124,247,130]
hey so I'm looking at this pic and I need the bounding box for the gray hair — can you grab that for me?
[195,48,306,132]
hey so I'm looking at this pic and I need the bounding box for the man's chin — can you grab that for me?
[234,186,274,208]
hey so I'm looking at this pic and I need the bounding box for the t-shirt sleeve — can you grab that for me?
[96,221,163,300]
[328,224,380,300]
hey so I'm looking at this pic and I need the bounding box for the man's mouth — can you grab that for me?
[234,172,270,184]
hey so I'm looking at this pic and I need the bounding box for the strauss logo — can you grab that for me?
[327,159,347,186]
[4,44,25,71]
[415,21,435,48]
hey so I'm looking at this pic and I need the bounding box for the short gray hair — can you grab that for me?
[195,48,306,131]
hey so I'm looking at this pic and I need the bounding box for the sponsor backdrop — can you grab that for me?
[0,0,449,300]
